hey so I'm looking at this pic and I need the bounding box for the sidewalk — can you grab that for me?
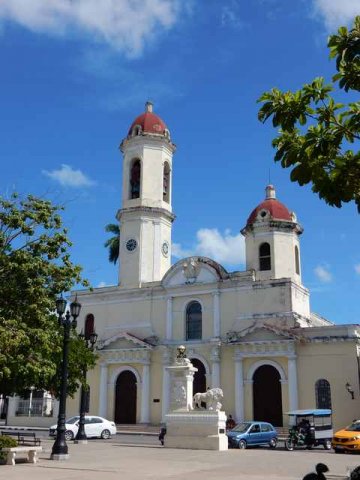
[1,438,354,480]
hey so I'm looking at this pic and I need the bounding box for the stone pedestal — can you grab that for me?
[166,359,197,413]
[165,410,228,450]
[164,347,228,451]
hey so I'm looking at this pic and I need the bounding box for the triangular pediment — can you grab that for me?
[226,323,303,343]
[98,332,153,350]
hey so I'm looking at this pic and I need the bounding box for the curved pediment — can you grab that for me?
[162,256,228,287]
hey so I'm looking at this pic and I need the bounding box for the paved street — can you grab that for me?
[1,436,357,480]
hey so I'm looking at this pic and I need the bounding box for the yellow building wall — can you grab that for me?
[297,341,359,431]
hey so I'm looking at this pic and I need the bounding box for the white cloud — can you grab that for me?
[355,264,360,275]
[97,281,108,288]
[312,0,359,30]
[221,1,244,29]
[42,164,96,187]
[0,0,190,56]
[314,264,333,283]
[173,228,245,267]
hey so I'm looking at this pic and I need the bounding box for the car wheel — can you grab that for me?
[269,438,277,449]
[65,430,74,441]
[334,448,343,454]
[101,429,111,439]
[238,440,247,449]
[323,440,332,450]
[285,439,294,451]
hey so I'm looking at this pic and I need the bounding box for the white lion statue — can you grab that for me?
[193,387,223,411]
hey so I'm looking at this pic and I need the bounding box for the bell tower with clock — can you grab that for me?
[117,102,176,288]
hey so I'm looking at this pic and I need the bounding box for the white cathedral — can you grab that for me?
[8,102,359,430]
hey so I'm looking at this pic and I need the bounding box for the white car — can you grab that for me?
[49,415,116,440]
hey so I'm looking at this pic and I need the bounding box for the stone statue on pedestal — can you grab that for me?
[164,345,228,450]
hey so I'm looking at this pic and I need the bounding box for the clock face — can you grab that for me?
[126,238,137,252]
[162,241,169,257]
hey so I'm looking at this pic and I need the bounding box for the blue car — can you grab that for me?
[227,421,278,449]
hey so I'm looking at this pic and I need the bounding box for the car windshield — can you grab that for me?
[346,422,360,432]
[66,416,80,424]
[232,422,252,433]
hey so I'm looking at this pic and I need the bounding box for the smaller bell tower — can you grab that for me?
[241,185,304,284]
[117,102,176,288]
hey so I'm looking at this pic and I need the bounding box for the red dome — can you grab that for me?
[128,101,167,136]
[246,185,293,226]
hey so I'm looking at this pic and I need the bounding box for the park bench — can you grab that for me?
[2,446,42,466]
[18,431,41,446]
[0,430,17,439]
[0,430,41,446]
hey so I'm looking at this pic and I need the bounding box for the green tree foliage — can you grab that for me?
[104,223,120,264]
[258,16,360,211]
[0,193,96,397]
[0,435,17,460]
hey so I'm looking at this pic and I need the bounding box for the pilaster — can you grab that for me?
[140,363,150,423]
[234,350,244,423]
[98,364,108,418]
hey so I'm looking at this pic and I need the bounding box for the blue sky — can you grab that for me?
[0,0,359,325]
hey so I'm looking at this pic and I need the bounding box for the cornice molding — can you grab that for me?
[117,206,175,223]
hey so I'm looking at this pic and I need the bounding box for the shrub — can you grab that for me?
[0,435,17,461]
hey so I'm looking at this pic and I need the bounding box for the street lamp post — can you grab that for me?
[51,296,81,461]
[75,330,98,444]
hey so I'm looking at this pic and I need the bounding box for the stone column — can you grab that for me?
[98,363,108,418]
[288,355,298,411]
[161,348,171,422]
[211,345,221,388]
[212,292,220,338]
[140,363,150,423]
[234,352,244,423]
[166,297,173,340]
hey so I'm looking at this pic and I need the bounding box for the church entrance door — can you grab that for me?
[253,365,283,426]
[191,359,206,394]
[115,371,137,424]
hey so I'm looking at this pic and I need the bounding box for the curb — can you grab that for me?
[2,426,158,436]
[117,430,158,436]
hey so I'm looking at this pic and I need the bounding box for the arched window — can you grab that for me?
[186,301,202,340]
[129,159,141,199]
[131,125,142,137]
[295,245,300,275]
[259,242,271,271]
[163,162,170,203]
[315,379,332,409]
[84,314,95,340]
